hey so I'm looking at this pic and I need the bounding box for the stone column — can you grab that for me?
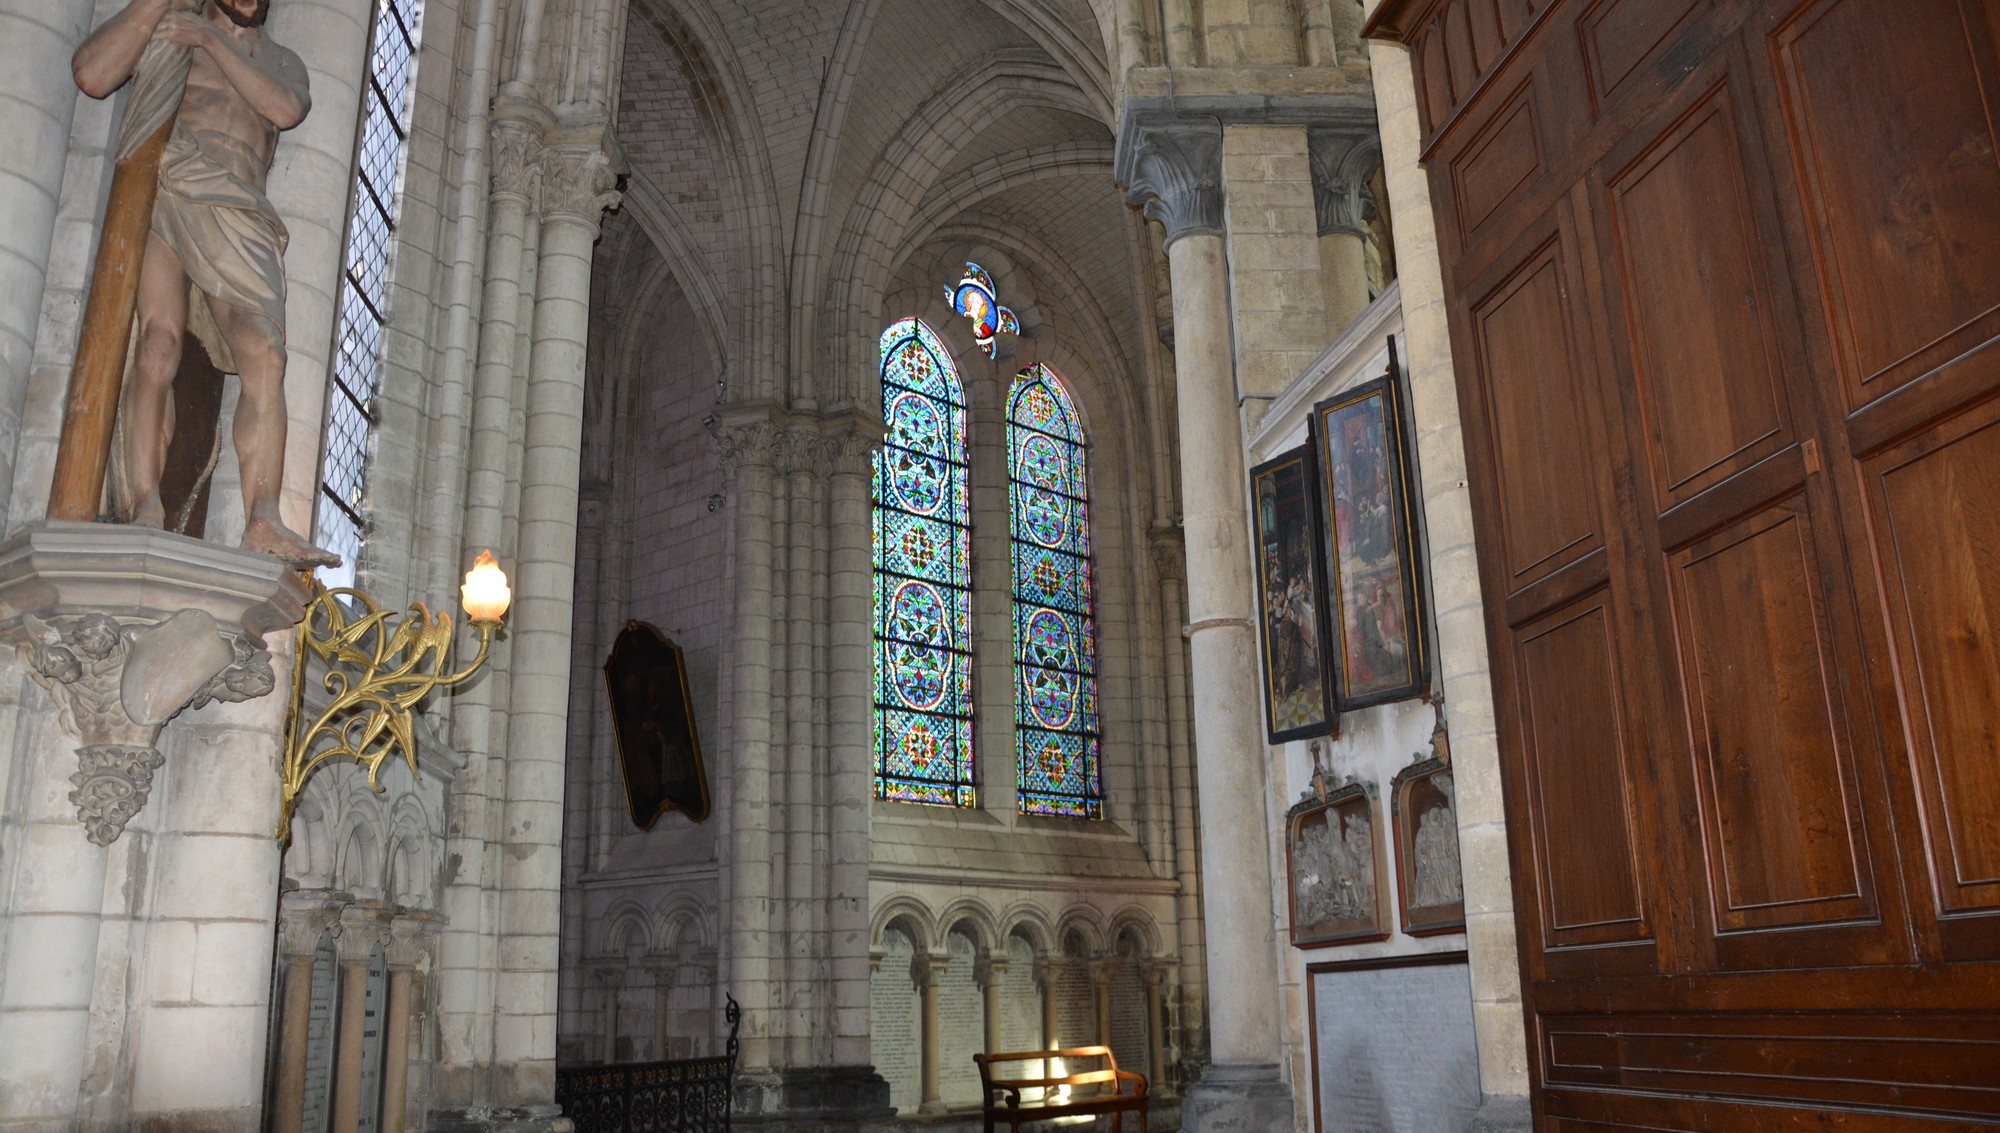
[435,110,541,1105]
[915,954,944,1115]
[977,956,1005,1055]
[381,915,431,1133]
[597,966,625,1064]
[332,903,394,1133]
[274,891,349,1133]
[0,0,97,531]
[1118,117,1294,1129]
[709,410,778,1079]
[1145,967,1168,1085]
[1310,128,1382,333]
[1036,958,1059,1051]
[648,955,678,1061]
[1150,528,1208,1071]
[826,420,882,1077]
[1091,960,1114,1048]
[493,141,617,1106]
[0,692,111,1128]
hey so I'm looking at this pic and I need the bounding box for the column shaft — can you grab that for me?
[381,967,414,1133]
[331,958,371,1133]
[273,955,318,1133]
[493,198,602,1101]
[917,971,942,1114]
[1165,232,1284,1069]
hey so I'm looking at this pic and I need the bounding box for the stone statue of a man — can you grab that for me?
[73,0,337,567]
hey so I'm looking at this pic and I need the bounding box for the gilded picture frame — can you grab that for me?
[1311,342,1432,710]
[1250,444,1338,743]
[603,621,712,828]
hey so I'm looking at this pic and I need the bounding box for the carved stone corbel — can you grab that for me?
[0,523,309,847]
[20,608,275,845]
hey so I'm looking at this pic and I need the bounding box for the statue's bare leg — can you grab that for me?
[209,301,340,568]
[128,233,189,528]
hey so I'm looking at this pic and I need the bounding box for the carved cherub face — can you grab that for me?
[34,644,82,684]
[72,615,123,660]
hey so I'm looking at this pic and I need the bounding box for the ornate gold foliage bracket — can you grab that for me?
[278,583,499,843]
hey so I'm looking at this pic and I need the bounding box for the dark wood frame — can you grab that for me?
[602,620,712,828]
[1249,444,1338,743]
[1286,780,1389,948]
[1303,951,1470,1133]
[1390,754,1466,936]
[1311,342,1432,711]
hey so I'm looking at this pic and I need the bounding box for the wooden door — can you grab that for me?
[1365,0,2000,1126]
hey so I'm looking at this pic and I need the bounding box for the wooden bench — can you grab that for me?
[972,1045,1149,1132]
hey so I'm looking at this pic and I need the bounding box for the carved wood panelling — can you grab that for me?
[1373,0,2000,1123]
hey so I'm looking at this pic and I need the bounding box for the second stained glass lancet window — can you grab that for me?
[1008,364,1102,818]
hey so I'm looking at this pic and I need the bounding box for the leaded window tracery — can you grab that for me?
[872,319,977,807]
[1007,364,1102,818]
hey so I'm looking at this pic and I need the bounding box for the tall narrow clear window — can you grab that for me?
[314,0,423,585]
[873,319,976,807]
[1008,364,1101,817]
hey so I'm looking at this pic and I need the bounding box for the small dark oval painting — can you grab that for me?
[603,621,711,827]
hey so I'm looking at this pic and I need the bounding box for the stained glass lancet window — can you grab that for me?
[1008,364,1102,817]
[313,0,424,586]
[873,319,977,807]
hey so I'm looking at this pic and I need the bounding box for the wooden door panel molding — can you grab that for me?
[1513,598,1655,954]
[1577,0,1708,110]
[1546,1088,2000,1131]
[1668,497,1879,939]
[1605,82,1795,507]
[1867,409,2000,929]
[1654,441,1810,553]
[1773,0,2000,410]
[1451,81,1548,244]
[1541,1011,2000,1119]
[1469,236,1608,587]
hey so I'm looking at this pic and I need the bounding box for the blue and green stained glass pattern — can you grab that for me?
[1008,365,1102,818]
[873,319,977,807]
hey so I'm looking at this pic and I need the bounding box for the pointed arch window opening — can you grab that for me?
[1008,363,1103,818]
[312,0,426,588]
[872,319,978,808]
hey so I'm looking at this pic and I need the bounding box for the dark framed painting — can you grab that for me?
[603,621,712,828]
[1311,343,1431,710]
[1250,445,1337,743]
[1391,753,1464,936]
[1286,779,1388,947]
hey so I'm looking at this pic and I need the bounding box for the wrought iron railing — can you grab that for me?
[557,995,741,1133]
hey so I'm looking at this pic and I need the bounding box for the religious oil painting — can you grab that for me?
[1392,755,1464,936]
[1251,445,1336,743]
[1287,780,1388,947]
[603,621,712,828]
[1312,349,1431,710]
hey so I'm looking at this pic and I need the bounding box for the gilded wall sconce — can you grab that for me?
[277,551,511,841]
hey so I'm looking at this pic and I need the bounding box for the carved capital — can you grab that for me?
[1117,120,1225,247]
[541,145,621,228]
[1309,128,1383,239]
[279,889,351,958]
[491,120,544,204]
[1149,525,1186,582]
[388,912,438,971]
[707,412,782,483]
[337,902,396,965]
[774,426,832,479]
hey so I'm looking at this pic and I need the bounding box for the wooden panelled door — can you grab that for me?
[1366,0,2000,1127]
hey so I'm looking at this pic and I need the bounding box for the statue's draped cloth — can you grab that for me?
[118,35,288,373]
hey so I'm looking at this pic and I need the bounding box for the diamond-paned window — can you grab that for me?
[313,0,423,586]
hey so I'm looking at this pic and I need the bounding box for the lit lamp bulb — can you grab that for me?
[460,550,511,625]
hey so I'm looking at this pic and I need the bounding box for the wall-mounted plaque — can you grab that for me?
[1311,342,1432,710]
[1392,703,1463,935]
[603,621,711,828]
[1287,773,1388,947]
[1250,444,1337,743]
